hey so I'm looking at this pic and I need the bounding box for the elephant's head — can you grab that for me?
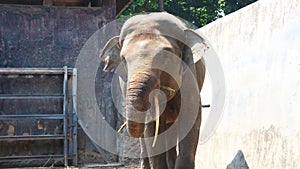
[100,13,207,139]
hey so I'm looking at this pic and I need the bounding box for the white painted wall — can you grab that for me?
[196,0,300,168]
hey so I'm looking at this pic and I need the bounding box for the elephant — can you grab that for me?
[100,12,207,169]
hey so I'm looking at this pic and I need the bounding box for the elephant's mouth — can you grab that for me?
[118,85,176,147]
[118,85,176,132]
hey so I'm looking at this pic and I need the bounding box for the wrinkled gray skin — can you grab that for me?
[100,12,206,169]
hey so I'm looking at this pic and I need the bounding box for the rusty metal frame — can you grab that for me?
[0,95,64,99]
[63,66,68,166]
[71,68,78,165]
[0,114,65,119]
[0,154,65,161]
[0,67,74,74]
[0,135,65,141]
[0,67,77,167]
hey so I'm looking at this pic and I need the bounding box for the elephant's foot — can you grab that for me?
[175,155,195,169]
[148,153,168,169]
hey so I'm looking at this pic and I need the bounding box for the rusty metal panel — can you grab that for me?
[0,67,77,167]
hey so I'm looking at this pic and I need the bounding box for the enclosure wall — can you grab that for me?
[196,0,300,168]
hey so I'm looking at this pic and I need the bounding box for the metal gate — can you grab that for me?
[0,67,77,166]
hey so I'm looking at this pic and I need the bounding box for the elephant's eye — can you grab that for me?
[162,47,173,53]
[120,54,125,61]
[120,55,127,67]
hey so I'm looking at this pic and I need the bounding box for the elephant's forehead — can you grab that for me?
[120,12,187,42]
[120,35,174,58]
[124,34,172,48]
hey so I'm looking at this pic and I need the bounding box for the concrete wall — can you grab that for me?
[0,4,118,167]
[0,5,115,68]
[196,0,300,168]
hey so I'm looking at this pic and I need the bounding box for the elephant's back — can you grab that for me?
[120,12,187,42]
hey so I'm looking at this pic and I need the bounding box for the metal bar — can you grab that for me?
[202,104,211,108]
[0,114,64,119]
[0,135,65,141]
[85,163,124,168]
[72,68,78,165]
[0,96,63,99]
[63,66,68,166]
[0,68,74,75]
[0,154,64,160]
[0,94,63,96]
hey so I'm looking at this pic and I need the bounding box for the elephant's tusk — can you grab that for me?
[152,94,160,148]
[117,122,127,133]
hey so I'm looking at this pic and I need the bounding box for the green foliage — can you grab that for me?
[223,0,257,15]
[164,0,225,27]
[119,0,257,27]
[120,0,158,17]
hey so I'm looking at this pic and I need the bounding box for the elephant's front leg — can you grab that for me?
[144,121,168,169]
[175,106,201,169]
[140,138,150,169]
[164,123,178,169]
[165,124,177,169]
[166,141,177,169]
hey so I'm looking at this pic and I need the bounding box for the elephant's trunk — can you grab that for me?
[126,70,160,138]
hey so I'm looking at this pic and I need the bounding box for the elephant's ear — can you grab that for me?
[99,36,121,72]
[183,29,208,66]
